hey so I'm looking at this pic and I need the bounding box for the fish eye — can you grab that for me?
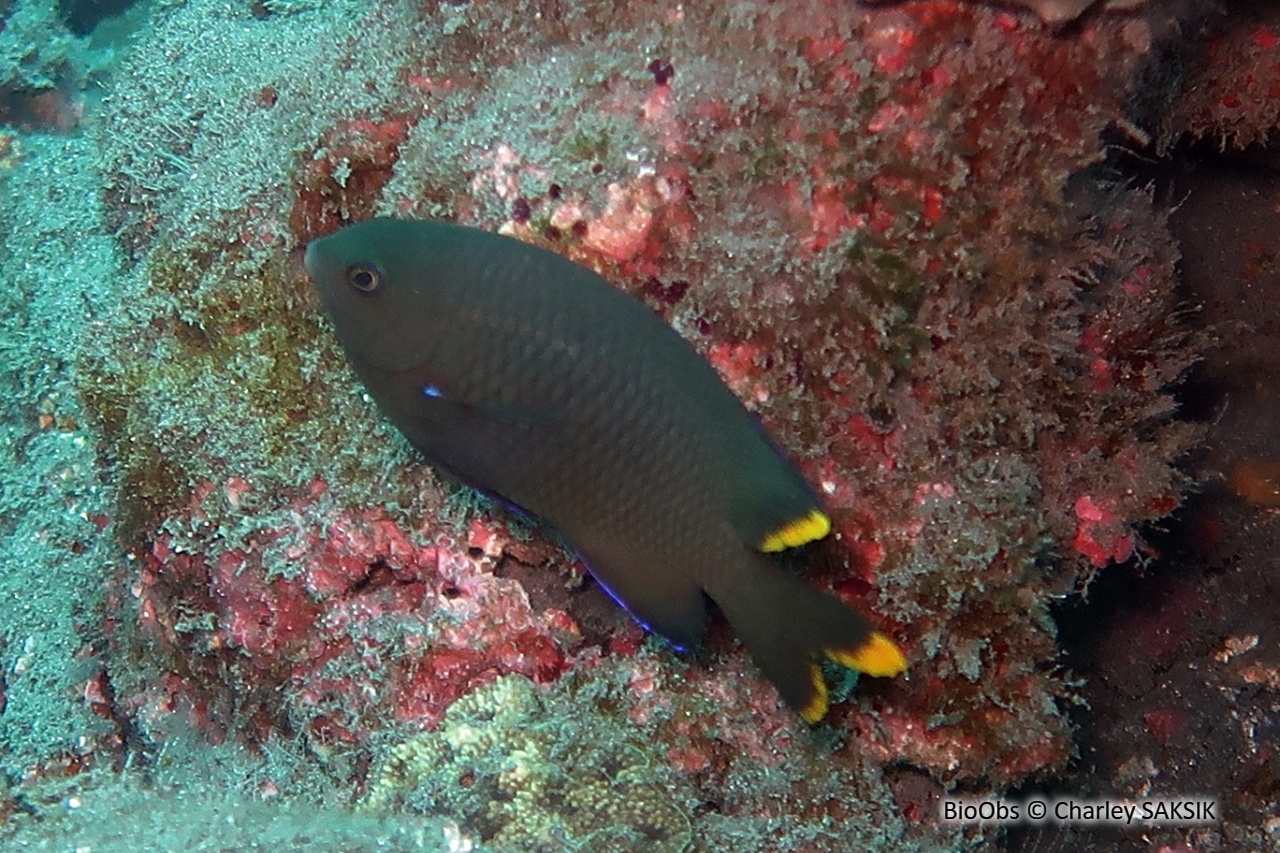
[346,261,385,295]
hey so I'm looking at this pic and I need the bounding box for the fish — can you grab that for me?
[304,217,907,722]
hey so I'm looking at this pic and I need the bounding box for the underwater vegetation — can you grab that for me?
[6,0,1274,850]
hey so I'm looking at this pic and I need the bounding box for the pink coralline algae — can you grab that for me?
[1172,6,1280,149]
[123,479,578,745]
[290,115,418,247]
[1072,494,1135,567]
[861,0,1153,26]
[289,1,1196,789]
[71,0,1204,843]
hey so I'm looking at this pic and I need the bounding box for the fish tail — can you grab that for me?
[711,554,907,723]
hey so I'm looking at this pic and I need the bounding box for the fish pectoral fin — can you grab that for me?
[471,399,563,431]
[390,363,560,430]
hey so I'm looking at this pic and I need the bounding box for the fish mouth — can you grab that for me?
[303,240,321,280]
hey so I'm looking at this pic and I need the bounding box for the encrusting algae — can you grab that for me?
[360,675,691,853]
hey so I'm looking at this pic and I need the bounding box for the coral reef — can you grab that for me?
[861,0,1150,27]
[1012,137,1280,853]
[0,0,111,130]
[357,668,957,853]
[0,0,1214,849]
[995,5,1280,847]
[1169,2,1280,150]
[0,134,124,781]
[361,675,692,853]
[1,768,461,852]
[119,481,577,747]
[104,0,1190,785]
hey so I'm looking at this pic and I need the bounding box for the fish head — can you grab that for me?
[304,217,444,373]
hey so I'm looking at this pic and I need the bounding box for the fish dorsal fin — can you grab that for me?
[757,508,831,552]
[725,445,831,553]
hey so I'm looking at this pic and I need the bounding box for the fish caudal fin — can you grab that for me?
[711,555,906,723]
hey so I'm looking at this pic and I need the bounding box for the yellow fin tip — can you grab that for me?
[799,663,830,724]
[759,509,831,552]
[826,631,908,678]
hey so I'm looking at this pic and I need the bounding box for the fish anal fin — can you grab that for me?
[798,664,830,724]
[579,547,708,652]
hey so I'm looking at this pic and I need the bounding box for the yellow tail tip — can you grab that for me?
[759,509,832,552]
[800,635,906,724]
[799,664,830,724]
[827,632,908,678]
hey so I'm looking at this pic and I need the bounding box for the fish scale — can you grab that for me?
[306,217,907,721]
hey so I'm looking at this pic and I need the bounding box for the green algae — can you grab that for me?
[0,134,126,782]
[1,765,458,853]
[76,230,407,539]
[362,674,692,853]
